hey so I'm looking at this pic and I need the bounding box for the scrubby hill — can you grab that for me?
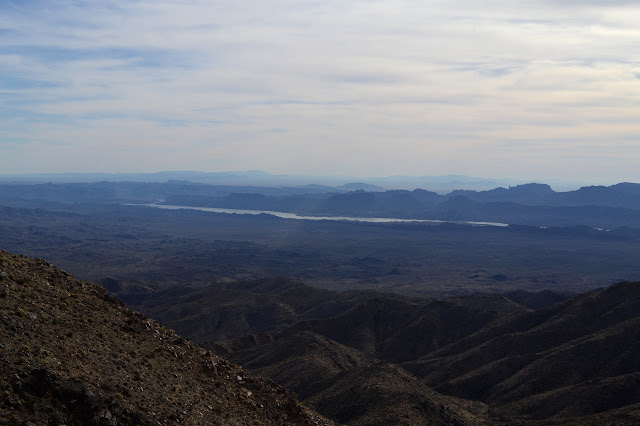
[124,276,640,424]
[123,278,378,343]
[0,251,330,425]
[306,363,487,426]
[219,330,373,400]
[403,281,640,423]
[306,298,498,363]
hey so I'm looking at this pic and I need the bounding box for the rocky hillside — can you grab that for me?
[0,250,331,425]
[124,276,640,424]
[404,280,640,423]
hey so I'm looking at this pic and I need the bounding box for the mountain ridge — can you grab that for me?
[124,276,640,424]
[4,180,640,229]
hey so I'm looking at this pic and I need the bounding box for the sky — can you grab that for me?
[1,0,639,184]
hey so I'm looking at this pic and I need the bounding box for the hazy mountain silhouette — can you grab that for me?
[0,170,525,192]
[4,180,640,229]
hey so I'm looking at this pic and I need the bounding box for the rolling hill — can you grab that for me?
[124,276,640,424]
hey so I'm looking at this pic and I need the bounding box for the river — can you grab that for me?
[133,204,509,227]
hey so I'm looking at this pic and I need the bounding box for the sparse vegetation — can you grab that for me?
[107,273,640,424]
[0,250,332,425]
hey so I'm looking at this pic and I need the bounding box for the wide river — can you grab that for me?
[136,203,509,227]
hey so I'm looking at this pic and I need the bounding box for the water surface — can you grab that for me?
[134,203,509,227]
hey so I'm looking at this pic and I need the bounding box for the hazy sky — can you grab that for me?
[1,1,639,183]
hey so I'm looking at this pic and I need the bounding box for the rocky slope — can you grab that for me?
[0,250,331,425]
[125,276,640,424]
[404,280,640,423]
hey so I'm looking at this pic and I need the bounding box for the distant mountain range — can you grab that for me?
[0,170,586,192]
[3,180,640,229]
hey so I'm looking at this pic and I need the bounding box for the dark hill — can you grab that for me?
[446,289,571,312]
[128,277,640,424]
[557,184,640,209]
[216,330,373,400]
[0,251,331,425]
[124,278,377,343]
[445,293,531,312]
[337,183,385,192]
[306,363,486,426]
[403,281,640,423]
[307,298,498,363]
[448,183,555,205]
[214,328,486,425]
[446,182,640,210]
[502,289,571,310]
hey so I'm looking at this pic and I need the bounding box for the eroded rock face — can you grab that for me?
[0,250,332,426]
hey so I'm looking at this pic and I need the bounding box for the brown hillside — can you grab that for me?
[306,363,487,426]
[219,330,373,400]
[403,281,640,422]
[0,250,331,425]
[137,277,640,424]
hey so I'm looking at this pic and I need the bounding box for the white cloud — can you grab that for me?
[1,0,639,182]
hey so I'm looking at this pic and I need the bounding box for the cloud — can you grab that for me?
[0,0,639,183]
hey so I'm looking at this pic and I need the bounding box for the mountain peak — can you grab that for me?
[506,182,554,193]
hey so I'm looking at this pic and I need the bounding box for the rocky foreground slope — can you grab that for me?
[0,250,331,425]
